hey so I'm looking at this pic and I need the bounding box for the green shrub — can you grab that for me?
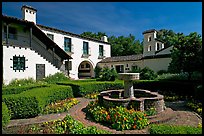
[42,72,69,84]
[97,67,118,81]
[149,124,202,134]
[157,70,168,75]
[2,95,40,119]
[6,78,37,87]
[57,81,123,97]
[140,67,157,80]
[2,102,11,128]
[2,84,49,95]
[94,65,102,78]
[156,73,190,81]
[186,100,202,117]
[2,85,73,119]
[19,85,74,112]
[129,66,141,73]
[133,80,200,98]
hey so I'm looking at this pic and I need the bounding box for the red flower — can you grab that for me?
[144,114,147,117]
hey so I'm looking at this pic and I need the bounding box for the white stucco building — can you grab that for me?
[2,5,111,84]
[98,29,172,73]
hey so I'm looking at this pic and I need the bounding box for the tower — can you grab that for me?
[142,29,157,57]
[21,5,37,24]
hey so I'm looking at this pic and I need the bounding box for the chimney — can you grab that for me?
[101,36,108,42]
[21,5,37,24]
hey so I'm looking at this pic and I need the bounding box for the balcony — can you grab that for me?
[63,44,74,56]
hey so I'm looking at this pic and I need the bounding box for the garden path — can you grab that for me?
[5,98,202,134]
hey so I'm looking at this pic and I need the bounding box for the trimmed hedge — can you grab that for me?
[133,80,200,98]
[149,124,202,134]
[57,81,124,97]
[2,95,39,119]
[19,85,74,111]
[2,85,73,119]
[2,84,49,95]
[2,102,11,128]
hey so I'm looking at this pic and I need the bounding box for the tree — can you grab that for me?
[81,32,106,40]
[156,29,177,48]
[168,32,202,80]
[80,32,143,56]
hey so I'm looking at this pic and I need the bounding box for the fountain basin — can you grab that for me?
[98,89,165,113]
[118,73,140,81]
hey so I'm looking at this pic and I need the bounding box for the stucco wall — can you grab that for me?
[98,57,171,73]
[3,46,60,85]
[143,57,172,72]
[40,28,111,79]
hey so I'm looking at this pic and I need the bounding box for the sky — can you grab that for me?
[2,2,202,42]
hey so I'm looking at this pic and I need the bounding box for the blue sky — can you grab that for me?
[2,2,202,41]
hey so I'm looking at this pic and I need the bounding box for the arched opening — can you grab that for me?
[78,61,94,79]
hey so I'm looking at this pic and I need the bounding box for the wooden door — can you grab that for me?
[36,64,45,80]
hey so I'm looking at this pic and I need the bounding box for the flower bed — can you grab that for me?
[41,98,79,114]
[18,114,111,134]
[186,100,202,117]
[86,100,149,131]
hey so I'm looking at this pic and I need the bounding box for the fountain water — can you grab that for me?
[98,73,165,113]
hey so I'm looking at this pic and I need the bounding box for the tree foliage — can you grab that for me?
[168,32,202,80]
[80,32,143,56]
[156,29,177,48]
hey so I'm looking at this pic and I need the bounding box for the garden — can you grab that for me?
[2,67,202,134]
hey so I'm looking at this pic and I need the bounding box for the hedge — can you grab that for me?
[2,102,11,128]
[149,124,202,134]
[133,80,200,98]
[2,85,73,119]
[57,81,124,97]
[19,85,74,111]
[2,95,39,119]
[2,84,49,95]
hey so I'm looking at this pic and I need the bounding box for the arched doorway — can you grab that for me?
[78,61,94,79]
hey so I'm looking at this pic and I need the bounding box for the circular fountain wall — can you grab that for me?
[98,73,165,113]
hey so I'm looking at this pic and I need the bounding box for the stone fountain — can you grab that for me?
[98,73,165,113]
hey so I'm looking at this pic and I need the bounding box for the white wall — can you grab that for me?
[40,28,111,79]
[3,46,60,85]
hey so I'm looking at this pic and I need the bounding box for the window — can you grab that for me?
[64,37,72,52]
[148,36,151,42]
[4,26,17,40]
[161,43,164,49]
[156,43,160,51]
[99,45,104,56]
[83,41,89,55]
[86,63,90,68]
[81,64,84,68]
[126,64,129,67]
[148,45,151,51]
[47,33,54,41]
[13,56,25,71]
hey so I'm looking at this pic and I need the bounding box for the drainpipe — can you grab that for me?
[6,24,9,44]
[30,27,32,48]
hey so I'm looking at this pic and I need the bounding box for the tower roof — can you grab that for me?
[142,29,157,34]
[21,5,37,12]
